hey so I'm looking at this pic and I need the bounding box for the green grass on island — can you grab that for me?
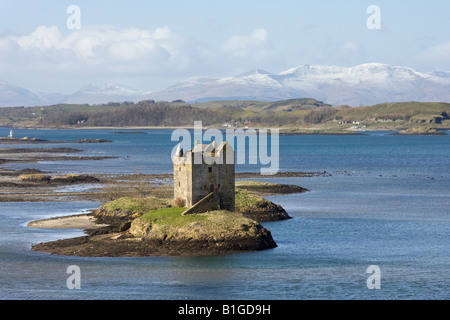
[235,188,269,208]
[138,207,190,224]
[99,196,171,216]
[130,207,265,241]
[95,185,285,241]
[95,181,298,233]
[99,186,277,220]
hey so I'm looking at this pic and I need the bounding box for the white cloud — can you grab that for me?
[0,25,204,91]
[213,28,280,75]
[338,41,366,61]
[0,25,280,92]
[0,36,15,54]
[416,41,450,69]
[221,28,272,60]
[15,26,63,51]
[341,41,358,51]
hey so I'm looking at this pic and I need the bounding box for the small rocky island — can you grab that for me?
[29,141,308,257]
[394,127,447,135]
[30,181,306,257]
[0,130,113,144]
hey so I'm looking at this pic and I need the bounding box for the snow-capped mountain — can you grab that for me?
[0,82,141,107]
[145,63,450,106]
[0,82,47,107]
[2,63,450,107]
[61,83,140,105]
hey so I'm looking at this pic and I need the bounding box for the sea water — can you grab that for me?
[0,128,448,300]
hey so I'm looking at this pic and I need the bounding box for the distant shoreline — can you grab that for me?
[0,125,385,135]
[2,125,448,136]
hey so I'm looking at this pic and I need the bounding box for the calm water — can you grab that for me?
[0,128,449,300]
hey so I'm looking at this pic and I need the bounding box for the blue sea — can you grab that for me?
[0,127,449,300]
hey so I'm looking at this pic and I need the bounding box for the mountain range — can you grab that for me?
[2,63,450,107]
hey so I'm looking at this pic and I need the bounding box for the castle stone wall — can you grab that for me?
[173,142,235,212]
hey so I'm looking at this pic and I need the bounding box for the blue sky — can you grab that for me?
[1,0,449,93]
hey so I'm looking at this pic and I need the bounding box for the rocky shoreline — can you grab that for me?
[30,230,277,257]
[393,127,448,136]
[29,213,279,257]
[28,212,279,258]
[0,137,113,144]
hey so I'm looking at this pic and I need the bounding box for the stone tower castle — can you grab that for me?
[173,140,235,212]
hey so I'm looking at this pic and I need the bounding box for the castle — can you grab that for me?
[173,140,235,214]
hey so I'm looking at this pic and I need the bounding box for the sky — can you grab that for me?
[0,0,449,93]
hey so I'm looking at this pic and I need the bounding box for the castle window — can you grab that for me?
[218,184,221,188]
[208,167,212,173]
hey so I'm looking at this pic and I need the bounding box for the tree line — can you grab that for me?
[41,101,237,127]
[0,100,357,127]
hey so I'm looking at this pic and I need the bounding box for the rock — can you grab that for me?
[51,174,100,184]
[118,221,133,232]
[77,139,113,143]
[235,187,292,222]
[238,201,291,222]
